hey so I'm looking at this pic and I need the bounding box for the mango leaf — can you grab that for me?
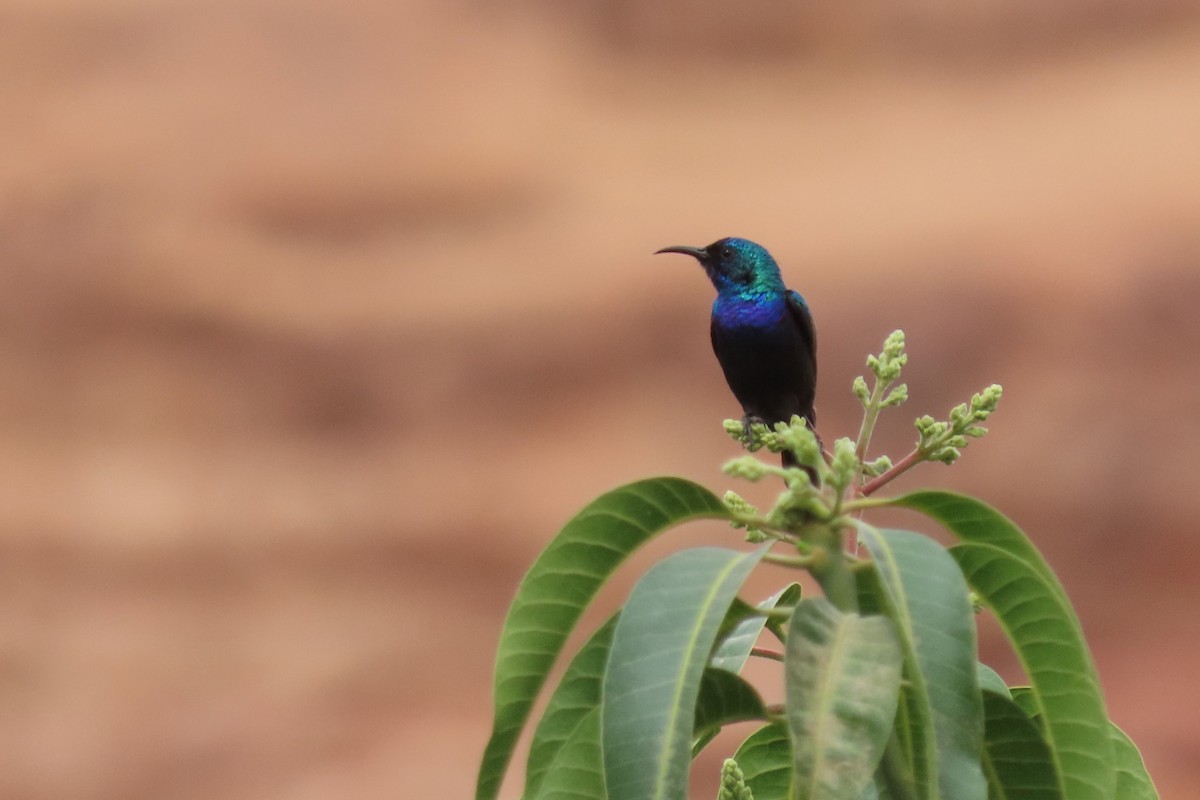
[695,583,796,758]
[785,598,903,800]
[711,583,801,673]
[1110,724,1159,800]
[1008,686,1039,722]
[997,702,1160,800]
[855,564,934,799]
[859,774,894,800]
[898,491,1116,800]
[733,722,792,800]
[894,491,1069,614]
[857,526,986,800]
[533,708,606,800]
[602,545,768,800]
[693,668,767,744]
[981,690,1060,800]
[763,583,803,642]
[734,721,893,800]
[951,542,1113,800]
[976,663,1010,698]
[476,478,729,800]
[525,615,617,799]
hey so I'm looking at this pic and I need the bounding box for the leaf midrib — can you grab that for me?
[650,551,753,800]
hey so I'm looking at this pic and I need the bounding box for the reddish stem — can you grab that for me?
[859,448,923,497]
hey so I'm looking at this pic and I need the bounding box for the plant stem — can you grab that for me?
[854,376,889,466]
[764,703,787,720]
[843,496,896,512]
[809,525,858,614]
[860,447,924,497]
[750,647,785,662]
[764,552,814,569]
[730,516,799,542]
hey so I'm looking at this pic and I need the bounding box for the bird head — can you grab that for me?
[655,237,783,294]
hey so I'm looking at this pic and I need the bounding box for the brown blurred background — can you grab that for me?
[2,1,1199,798]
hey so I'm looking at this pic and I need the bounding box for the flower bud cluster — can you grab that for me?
[718,759,754,800]
[775,416,822,468]
[917,384,1003,464]
[722,491,767,543]
[867,330,908,383]
[827,437,860,492]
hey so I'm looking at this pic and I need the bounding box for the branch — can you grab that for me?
[859,448,923,497]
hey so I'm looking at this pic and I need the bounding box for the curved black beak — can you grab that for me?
[654,245,708,260]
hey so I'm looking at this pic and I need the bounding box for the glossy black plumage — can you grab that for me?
[656,237,818,473]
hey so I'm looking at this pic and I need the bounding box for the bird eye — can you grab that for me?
[721,247,733,259]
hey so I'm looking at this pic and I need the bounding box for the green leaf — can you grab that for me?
[525,615,617,799]
[763,583,803,642]
[1008,687,1039,723]
[857,526,986,800]
[533,708,607,800]
[980,691,1060,800]
[859,774,894,800]
[603,545,768,800]
[893,491,1068,610]
[711,598,759,663]
[711,583,800,673]
[693,668,767,743]
[733,722,792,800]
[951,542,1113,800]
[1111,723,1159,800]
[476,478,728,800]
[785,598,903,800]
[976,663,1010,698]
[855,561,935,800]
[898,491,1116,800]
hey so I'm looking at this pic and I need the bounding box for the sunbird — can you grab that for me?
[656,237,818,474]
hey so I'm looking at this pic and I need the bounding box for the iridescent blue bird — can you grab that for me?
[656,237,818,474]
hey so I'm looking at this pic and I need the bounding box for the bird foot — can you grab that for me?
[740,415,766,447]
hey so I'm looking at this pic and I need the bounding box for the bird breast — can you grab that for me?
[712,294,789,329]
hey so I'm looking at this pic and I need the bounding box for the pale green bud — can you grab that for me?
[867,330,908,381]
[723,456,769,481]
[883,329,906,358]
[829,437,859,489]
[747,422,773,452]
[949,402,969,425]
[782,466,813,489]
[718,759,754,800]
[882,383,908,407]
[930,446,961,464]
[974,384,1003,413]
[863,455,893,477]
[724,491,768,541]
[776,416,821,465]
[853,375,870,405]
[722,490,758,517]
[969,591,985,614]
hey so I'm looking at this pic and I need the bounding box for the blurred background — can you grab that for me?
[2,0,1199,798]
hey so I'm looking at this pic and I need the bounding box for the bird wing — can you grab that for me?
[786,290,817,363]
